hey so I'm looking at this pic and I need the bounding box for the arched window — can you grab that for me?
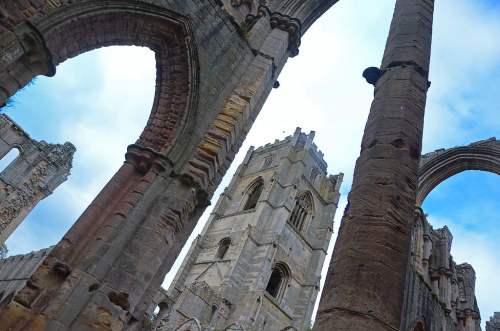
[152,301,170,328]
[243,178,264,210]
[265,262,290,301]
[0,148,20,173]
[310,167,320,182]
[288,193,312,231]
[216,238,231,259]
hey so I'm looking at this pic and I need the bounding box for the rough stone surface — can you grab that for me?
[315,0,435,329]
[154,130,342,331]
[0,246,54,308]
[402,208,481,331]
[0,114,75,245]
[0,1,334,329]
[487,312,500,331]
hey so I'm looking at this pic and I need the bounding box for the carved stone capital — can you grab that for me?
[243,6,302,57]
[125,144,170,174]
[12,21,56,77]
[269,11,302,57]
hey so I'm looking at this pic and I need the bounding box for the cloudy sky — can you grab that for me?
[1,0,499,327]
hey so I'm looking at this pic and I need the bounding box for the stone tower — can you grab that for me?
[157,128,343,331]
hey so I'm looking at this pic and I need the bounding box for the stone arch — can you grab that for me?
[407,318,426,331]
[417,138,500,206]
[175,317,202,331]
[2,0,199,157]
[152,300,171,329]
[265,261,291,301]
[241,177,264,210]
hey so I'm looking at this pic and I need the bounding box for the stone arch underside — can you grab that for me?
[0,0,340,329]
[0,2,202,330]
[417,138,500,206]
[2,0,199,156]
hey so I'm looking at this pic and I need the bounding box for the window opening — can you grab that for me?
[243,180,264,210]
[0,148,19,173]
[288,193,312,231]
[216,238,231,259]
[310,167,320,182]
[265,262,290,301]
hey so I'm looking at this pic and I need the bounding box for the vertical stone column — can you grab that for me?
[314,0,435,329]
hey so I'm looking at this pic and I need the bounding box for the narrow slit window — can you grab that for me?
[216,238,231,259]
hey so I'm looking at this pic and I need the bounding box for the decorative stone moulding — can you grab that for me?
[269,12,302,57]
[244,6,302,57]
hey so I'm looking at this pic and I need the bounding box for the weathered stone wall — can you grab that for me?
[161,129,342,331]
[0,114,74,245]
[0,247,53,308]
[0,1,336,329]
[487,312,500,331]
[404,208,482,330]
[401,268,456,331]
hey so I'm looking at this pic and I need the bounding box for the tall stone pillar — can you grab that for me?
[314,0,435,329]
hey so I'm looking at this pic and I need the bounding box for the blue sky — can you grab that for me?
[1,0,499,327]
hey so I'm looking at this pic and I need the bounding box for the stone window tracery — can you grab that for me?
[216,238,231,259]
[265,262,290,302]
[288,193,312,231]
[310,167,320,182]
[243,178,264,210]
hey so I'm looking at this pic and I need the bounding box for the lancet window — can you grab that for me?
[288,193,312,231]
[216,238,231,259]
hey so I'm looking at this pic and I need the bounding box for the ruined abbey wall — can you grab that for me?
[0,114,74,245]
[0,0,497,330]
[0,0,337,329]
[0,247,54,308]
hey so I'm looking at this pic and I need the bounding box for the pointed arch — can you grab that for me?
[242,177,264,210]
[288,191,313,231]
[417,138,500,206]
[1,0,199,158]
[265,261,291,302]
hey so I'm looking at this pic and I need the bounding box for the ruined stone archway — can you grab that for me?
[0,0,337,329]
[0,2,201,329]
[417,138,500,206]
[0,0,199,157]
